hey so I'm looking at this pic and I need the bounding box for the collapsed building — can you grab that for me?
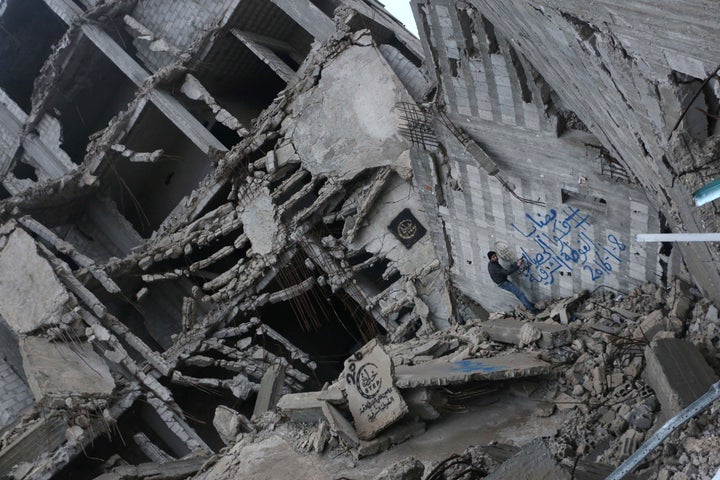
[0,0,719,479]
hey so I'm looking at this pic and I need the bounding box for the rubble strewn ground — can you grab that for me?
[194,280,720,480]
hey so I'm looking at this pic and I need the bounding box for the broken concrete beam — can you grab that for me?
[143,397,210,456]
[257,324,317,369]
[483,318,572,349]
[269,0,334,41]
[484,439,571,480]
[343,340,409,440]
[252,363,287,420]
[214,406,255,445]
[132,433,175,463]
[643,338,719,416]
[18,216,120,294]
[549,290,588,325]
[277,391,326,423]
[394,353,552,388]
[357,417,425,458]
[20,336,114,403]
[317,384,346,405]
[231,29,298,83]
[321,401,359,448]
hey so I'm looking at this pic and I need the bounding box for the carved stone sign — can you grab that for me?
[388,208,427,249]
[343,339,408,440]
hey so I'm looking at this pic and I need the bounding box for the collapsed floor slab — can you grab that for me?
[393,353,552,388]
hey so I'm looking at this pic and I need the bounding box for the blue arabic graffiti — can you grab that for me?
[511,206,626,286]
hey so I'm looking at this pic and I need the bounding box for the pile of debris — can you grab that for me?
[196,279,720,479]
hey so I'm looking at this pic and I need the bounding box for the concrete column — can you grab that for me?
[231,30,297,83]
[269,0,334,41]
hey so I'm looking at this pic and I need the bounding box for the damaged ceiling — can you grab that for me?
[0,0,720,479]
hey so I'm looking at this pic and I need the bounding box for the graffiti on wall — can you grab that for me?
[511,206,626,285]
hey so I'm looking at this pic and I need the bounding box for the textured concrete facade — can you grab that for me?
[413,0,720,309]
[412,0,663,312]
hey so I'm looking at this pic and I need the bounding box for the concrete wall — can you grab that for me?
[130,0,241,71]
[413,0,662,312]
[440,0,720,306]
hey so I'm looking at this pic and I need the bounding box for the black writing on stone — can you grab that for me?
[356,362,381,399]
[359,386,395,422]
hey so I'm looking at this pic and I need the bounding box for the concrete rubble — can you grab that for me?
[262,283,720,478]
[0,0,719,480]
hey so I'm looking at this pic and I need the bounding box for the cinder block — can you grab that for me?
[643,338,719,416]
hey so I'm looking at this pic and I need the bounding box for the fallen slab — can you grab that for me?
[483,318,571,348]
[321,401,359,448]
[480,442,623,480]
[643,338,719,416]
[0,227,71,334]
[20,337,114,403]
[393,353,551,388]
[277,391,326,423]
[93,455,209,480]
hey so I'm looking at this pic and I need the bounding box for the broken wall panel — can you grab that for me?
[350,173,452,330]
[106,103,216,238]
[0,226,72,334]
[45,37,137,164]
[288,45,411,182]
[189,0,316,126]
[20,336,115,404]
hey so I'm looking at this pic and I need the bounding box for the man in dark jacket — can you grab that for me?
[487,251,541,314]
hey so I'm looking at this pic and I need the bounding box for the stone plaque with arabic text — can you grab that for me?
[343,339,408,440]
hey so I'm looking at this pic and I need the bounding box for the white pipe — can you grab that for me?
[636,233,720,242]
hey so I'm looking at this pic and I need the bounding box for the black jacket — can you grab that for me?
[488,259,518,285]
